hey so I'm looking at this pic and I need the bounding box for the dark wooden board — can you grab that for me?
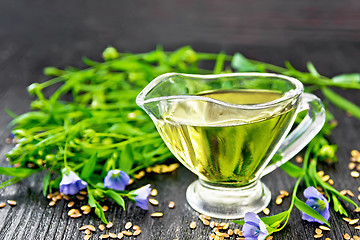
[1,1,360,239]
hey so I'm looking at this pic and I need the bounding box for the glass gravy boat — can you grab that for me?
[136,73,325,219]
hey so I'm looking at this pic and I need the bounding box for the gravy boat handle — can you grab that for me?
[260,93,326,178]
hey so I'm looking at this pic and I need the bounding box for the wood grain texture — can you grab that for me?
[1,1,360,239]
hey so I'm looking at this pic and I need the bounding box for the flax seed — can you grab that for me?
[319,225,331,231]
[314,234,323,238]
[266,236,273,240]
[190,221,196,229]
[63,195,70,201]
[325,238,331,240]
[102,205,109,212]
[347,190,355,197]
[344,233,351,239]
[354,236,360,240]
[228,229,233,235]
[280,190,289,197]
[99,224,105,231]
[343,218,352,222]
[275,197,283,205]
[122,231,132,236]
[340,190,348,195]
[68,201,75,208]
[222,223,229,230]
[76,195,85,201]
[70,213,82,218]
[133,229,141,236]
[149,199,159,206]
[68,209,79,216]
[109,233,117,238]
[234,229,241,236]
[322,175,330,182]
[7,200,16,206]
[81,205,90,211]
[350,219,360,225]
[133,225,140,231]
[100,234,110,239]
[296,156,303,163]
[209,233,216,240]
[168,163,180,172]
[151,212,163,218]
[352,171,360,178]
[318,171,325,177]
[222,233,229,238]
[49,200,56,206]
[168,201,175,209]
[352,150,360,157]
[85,229,91,235]
[263,208,270,215]
[349,162,357,170]
[328,179,334,185]
[117,233,123,239]
[210,221,216,228]
[79,225,91,231]
[128,178,134,185]
[315,228,322,234]
[84,235,91,240]
[150,189,158,197]
[202,219,210,225]
[0,202,6,208]
[106,222,113,229]
[125,222,132,230]
[355,225,360,230]
[134,170,145,179]
[79,190,87,195]
[357,164,360,171]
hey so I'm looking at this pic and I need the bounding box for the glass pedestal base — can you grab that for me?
[186,179,271,219]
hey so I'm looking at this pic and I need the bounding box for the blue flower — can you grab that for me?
[133,184,151,210]
[243,212,268,240]
[104,170,130,191]
[59,169,87,195]
[302,186,330,224]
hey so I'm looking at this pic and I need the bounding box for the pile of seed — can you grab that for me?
[275,190,289,205]
[189,214,274,240]
[78,221,142,239]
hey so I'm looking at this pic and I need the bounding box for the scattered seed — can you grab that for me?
[340,190,348,195]
[84,235,91,240]
[352,171,360,178]
[266,236,273,240]
[117,233,123,239]
[319,225,331,231]
[70,213,82,218]
[314,234,323,239]
[7,200,17,206]
[280,190,289,197]
[149,199,159,206]
[133,225,140,231]
[202,219,210,225]
[151,212,163,218]
[317,171,325,177]
[349,162,357,170]
[133,229,141,236]
[168,163,180,172]
[328,179,334,185]
[55,195,62,200]
[325,238,331,240]
[234,229,241,236]
[168,201,175,209]
[354,236,360,240]
[81,205,90,211]
[99,224,105,231]
[315,228,322,234]
[200,214,211,220]
[210,221,216,228]
[150,189,158,197]
[322,175,330,182]
[106,222,113,229]
[68,209,79,216]
[83,209,91,215]
[49,200,56,206]
[355,225,360,230]
[190,221,196,229]
[102,205,109,212]
[296,156,303,163]
[0,202,6,208]
[357,165,360,171]
[343,218,352,222]
[125,222,132,230]
[263,208,270,215]
[122,231,133,236]
[128,178,134,185]
[68,201,75,208]
[76,195,85,201]
[100,234,110,239]
[63,195,70,201]
[209,233,216,240]
[222,233,230,238]
[344,233,351,239]
[350,219,360,225]
[275,197,283,205]
[85,229,91,235]
[109,233,117,238]
[79,190,87,195]
[228,229,233,235]
[352,150,360,157]
[134,170,145,179]
[222,223,229,230]
[347,190,355,197]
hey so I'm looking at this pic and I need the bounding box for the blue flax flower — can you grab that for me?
[59,169,87,195]
[104,170,130,191]
[133,184,151,210]
[302,186,330,224]
[243,212,268,240]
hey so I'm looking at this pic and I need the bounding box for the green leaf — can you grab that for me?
[306,62,320,77]
[87,188,97,208]
[42,171,51,197]
[231,53,257,72]
[332,195,348,216]
[105,190,125,209]
[0,167,40,178]
[0,177,23,189]
[119,145,134,173]
[294,197,330,227]
[332,73,360,84]
[81,153,98,180]
[321,87,360,120]
[261,211,289,228]
[232,219,244,225]
[213,51,226,74]
[280,162,305,178]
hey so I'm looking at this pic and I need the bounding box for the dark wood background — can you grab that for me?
[1,1,360,239]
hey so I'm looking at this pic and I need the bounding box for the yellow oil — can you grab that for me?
[156,89,296,185]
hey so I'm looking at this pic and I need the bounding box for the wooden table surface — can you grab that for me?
[1,1,360,239]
